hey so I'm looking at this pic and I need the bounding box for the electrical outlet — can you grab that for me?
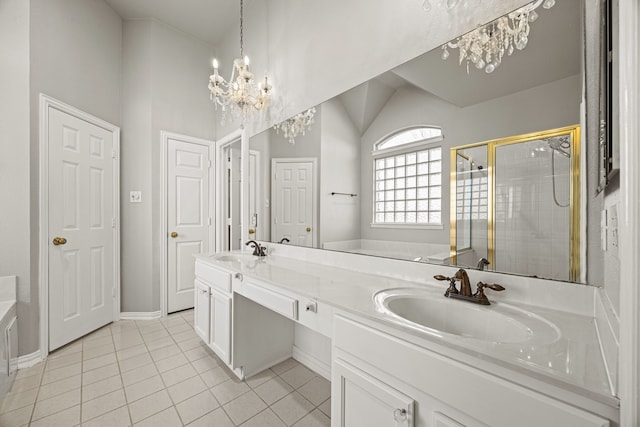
[129,191,142,203]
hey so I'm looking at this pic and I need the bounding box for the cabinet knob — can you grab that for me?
[200,289,209,294]
[306,227,311,232]
[393,408,407,422]
[248,229,255,235]
[170,231,178,238]
[234,273,243,281]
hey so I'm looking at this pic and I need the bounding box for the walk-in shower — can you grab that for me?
[450,125,580,281]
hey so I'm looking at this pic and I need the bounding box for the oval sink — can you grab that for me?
[214,253,260,264]
[374,287,560,345]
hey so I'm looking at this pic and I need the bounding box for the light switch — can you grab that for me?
[129,191,142,203]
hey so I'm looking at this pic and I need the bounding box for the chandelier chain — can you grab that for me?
[240,0,244,58]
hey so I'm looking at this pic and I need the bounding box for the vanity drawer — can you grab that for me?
[298,299,332,338]
[243,281,298,319]
[195,261,231,293]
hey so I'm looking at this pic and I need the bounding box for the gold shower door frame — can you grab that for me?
[450,125,581,281]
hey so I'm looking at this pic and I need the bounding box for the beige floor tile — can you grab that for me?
[199,365,235,388]
[297,376,331,406]
[211,379,251,405]
[241,408,288,427]
[113,333,144,351]
[124,375,165,403]
[10,373,42,393]
[30,404,80,427]
[82,328,112,343]
[166,322,191,335]
[137,321,164,334]
[119,352,153,373]
[160,363,197,387]
[128,389,173,424]
[36,375,81,401]
[48,341,82,360]
[82,363,120,387]
[121,363,158,387]
[292,408,331,427]
[185,406,233,427]
[133,406,182,427]
[83,352,118,373]
[270,358,300,375]
[146,336,177,352]
[14,362,45,380]
[253,377,294,405]
[82,405,131,427]
[246,369,277,389]
[318,398,331,417]
[270,392,315,426]
[190,354,220,373]
[171,329,198,343]
[162,316,187,328]
[150,344,182,363]
[81,388,126,422]
[117,344,149,361]
[32,388,81,421]
[154,353,189,373]
[45,351,82,370]
[167,375,207,404]
[223,389,268,425]
[0,404,33,426]
[184,346,213,364]
[0,387,38,414]
[175,389,219,425]
[82,374,123,402]
[279,364,316,389]
[41,363,81,385]
[142,329,170,343]
[82,342,116,361]
[177,337,202,352]
[82,335,113,349]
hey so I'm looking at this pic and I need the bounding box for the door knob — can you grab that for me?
[306,227,311,232]
[52,237,67,246]
[170,232,178,238]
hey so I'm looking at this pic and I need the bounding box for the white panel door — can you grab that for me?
[48,108,115,351]
[168,138,211,313]
[272,161,314,247]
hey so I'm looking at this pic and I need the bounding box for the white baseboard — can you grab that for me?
[120,311,161,320]
[18,350,43,369]
[292,345,331,381]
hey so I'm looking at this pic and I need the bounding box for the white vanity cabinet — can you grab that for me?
[194,260,232,365]
[332,313,610,427]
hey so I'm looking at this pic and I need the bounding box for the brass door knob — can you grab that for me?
[248,229,255,235]
[170,232,178,238]
[306,227,311,232]
[52,237,67,246]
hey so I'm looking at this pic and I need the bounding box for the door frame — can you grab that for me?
[271,157,318,247]
[214,128,244,252]
[38,94,121,358]
[160,131,215,317]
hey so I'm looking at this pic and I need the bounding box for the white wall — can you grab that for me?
[27,0,122,356]
[0,0,31,356]
[215,0,532,138]
[319,98,361,246]
[360,75,581,248]
[121,20,216,312]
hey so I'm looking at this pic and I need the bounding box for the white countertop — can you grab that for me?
[195,251,616,408]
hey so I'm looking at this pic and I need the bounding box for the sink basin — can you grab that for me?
[214,253,261,264]
[374,287,560,344]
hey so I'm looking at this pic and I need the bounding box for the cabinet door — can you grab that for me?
[210,288,232,364]
[194,280,210,342]
[333,358,414,427]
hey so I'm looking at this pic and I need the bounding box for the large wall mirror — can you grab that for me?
[242,0,611,286]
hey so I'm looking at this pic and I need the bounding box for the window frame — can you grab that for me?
[371,126,444,230]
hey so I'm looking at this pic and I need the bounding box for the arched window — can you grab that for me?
[372,126,443,226]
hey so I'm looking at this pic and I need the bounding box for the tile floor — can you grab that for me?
[0,310,331,426]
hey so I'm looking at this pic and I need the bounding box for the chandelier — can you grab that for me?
[208,0,272,121]
[440,0,556,74]
[273,107,316,144]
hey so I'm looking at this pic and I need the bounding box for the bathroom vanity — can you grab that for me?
[193,245,618,427]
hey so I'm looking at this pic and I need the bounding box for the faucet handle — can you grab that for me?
[474,281,505,305]
[477,282,505,292]
[434,275,460,297]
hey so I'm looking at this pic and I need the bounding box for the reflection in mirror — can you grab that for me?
[244,0,608,285]
[451,126,580,282]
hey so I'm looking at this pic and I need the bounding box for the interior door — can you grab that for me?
[272,160,315,247]
[167,137,211,313]
[48,107,115,351]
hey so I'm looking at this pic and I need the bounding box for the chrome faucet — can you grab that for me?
[434,268,505,305]
[245,240,266,256]
[476,257,490,271]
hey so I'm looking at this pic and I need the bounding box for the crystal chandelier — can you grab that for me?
[273,108,316,144]
[440,0,556,74]
[208,0,272,121]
